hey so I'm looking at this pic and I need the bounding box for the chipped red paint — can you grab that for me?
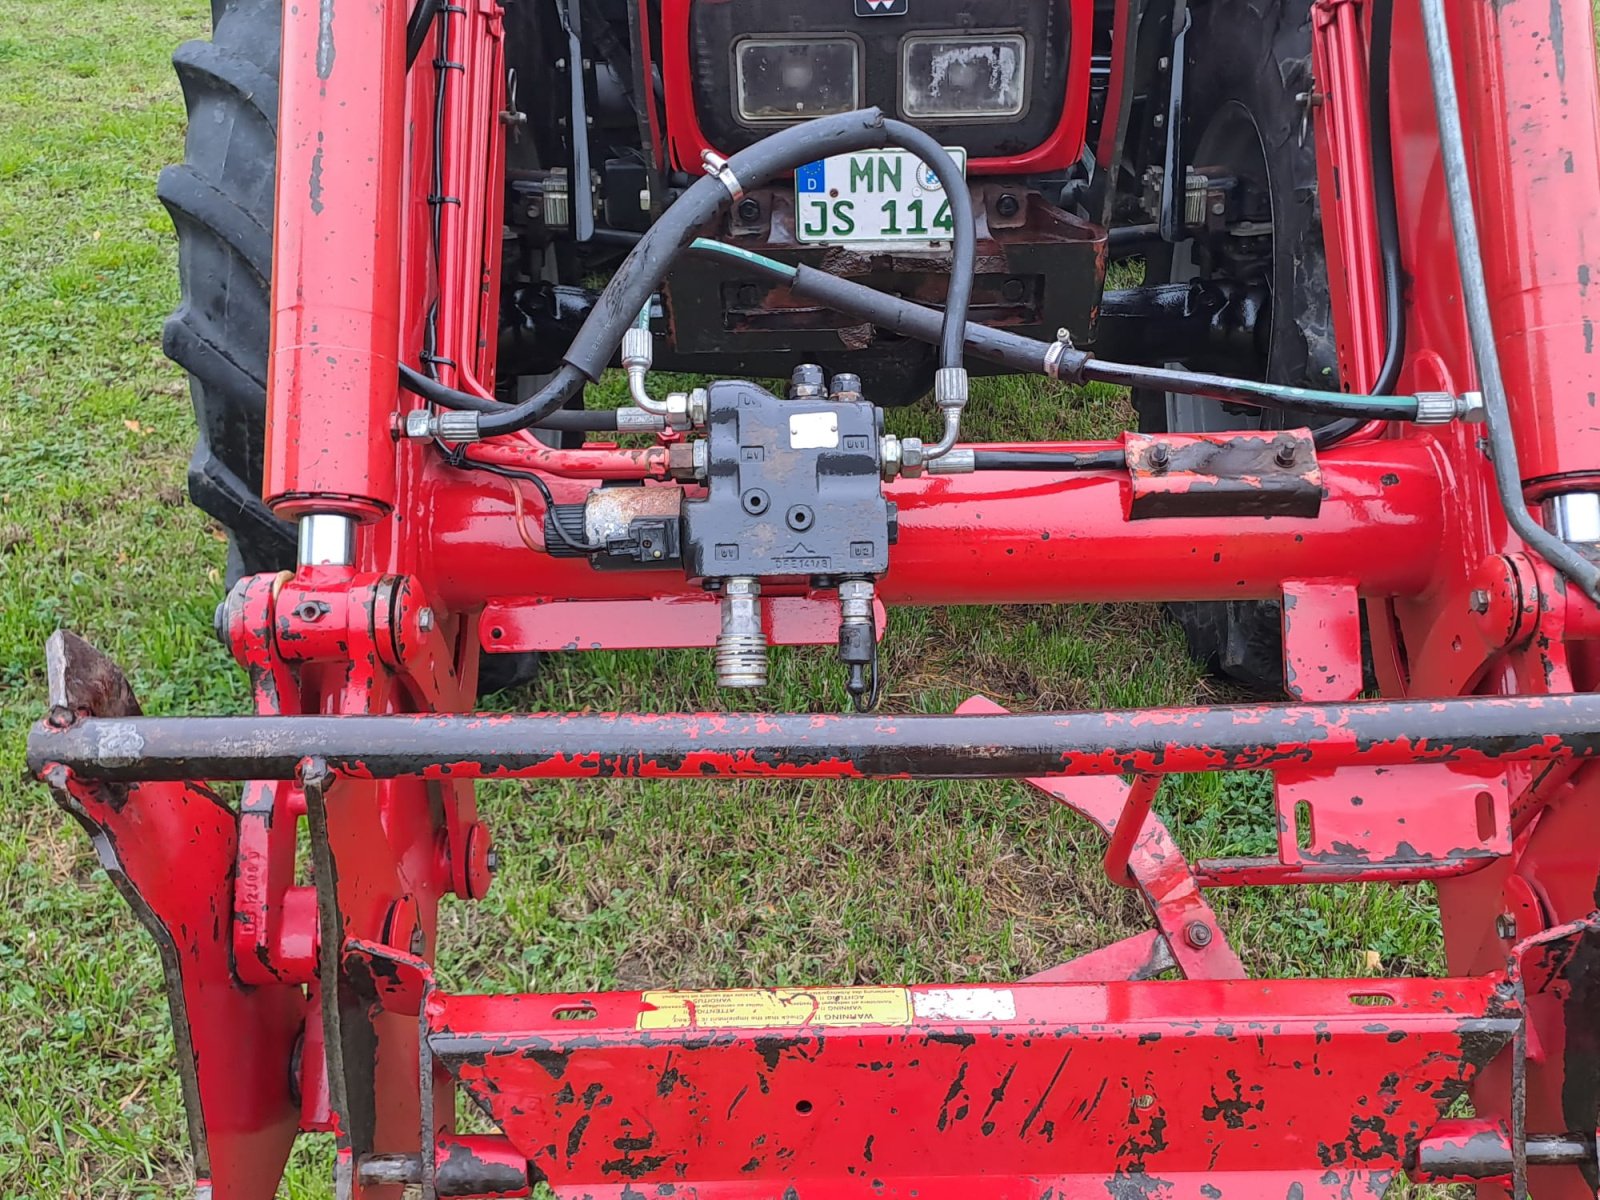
[29,693,1600,783]
[264,0,408,522]
[480,589,884,655]
[1280,580,1364,702]
[1123,430,1324,519]
[423,438,1454,613]
[425,971,1517,1197]
[29,0,1600,1191]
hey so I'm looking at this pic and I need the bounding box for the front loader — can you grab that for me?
[25,0,1600,1194]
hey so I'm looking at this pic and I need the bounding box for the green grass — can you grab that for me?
[0,2,1441,1196]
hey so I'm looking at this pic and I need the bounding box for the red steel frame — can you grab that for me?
[26,0,1600,1195]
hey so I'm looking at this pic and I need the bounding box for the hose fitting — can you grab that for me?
[924,366,969,460]
[715,577,767,688]
[622,304,668,416]
[435,410,481,443]
[1413,392,1459,424]
[838,578,878,710]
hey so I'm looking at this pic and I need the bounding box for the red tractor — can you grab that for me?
[27,0,1600,1194]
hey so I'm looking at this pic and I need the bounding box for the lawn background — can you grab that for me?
[0,2,1442,1194]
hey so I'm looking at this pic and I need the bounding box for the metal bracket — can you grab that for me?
[1125,429,1323,518]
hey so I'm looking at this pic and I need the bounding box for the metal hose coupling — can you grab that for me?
[1413,390,1487,424]
[715,577,767,688]
[622,303,669,416]
[401,408,482,442]
[924,366,969,460]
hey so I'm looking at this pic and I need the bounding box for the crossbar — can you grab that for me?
[29,692,1600,781]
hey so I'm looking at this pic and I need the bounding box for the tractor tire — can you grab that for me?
[160,0,290,582]
[1138,0,1335,697]
[159,0,540,694]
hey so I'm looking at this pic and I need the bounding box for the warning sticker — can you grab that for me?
[637,987,912,1031]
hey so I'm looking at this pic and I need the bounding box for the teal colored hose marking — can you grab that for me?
[691,238,798,280]
[1255,381,1420,417]
[691,238,1419,418]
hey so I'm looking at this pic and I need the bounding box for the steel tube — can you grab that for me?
[424,438,1452,609]
[1416,1134,1596,1179]
[29,693,1600,783]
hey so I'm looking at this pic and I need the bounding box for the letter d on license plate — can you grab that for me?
[794,147,967,246]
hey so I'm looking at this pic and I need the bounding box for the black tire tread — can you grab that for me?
[159,0,540,694]
[1145,0,1329,696]
[159,0,292,579]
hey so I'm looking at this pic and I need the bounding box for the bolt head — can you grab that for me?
[1496,911,1518,940]
[880,434,904,480]
[1469,589,1491,615]
[1184,920,1214,948]
[1274,441,1297,467]
[687,387,709,428]
[1135,1093,1156,1109]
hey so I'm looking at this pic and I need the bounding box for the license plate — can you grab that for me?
[794,146,968,245]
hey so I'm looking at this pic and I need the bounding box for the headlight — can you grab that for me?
[734,38,862,123]
[900,34,1027,120]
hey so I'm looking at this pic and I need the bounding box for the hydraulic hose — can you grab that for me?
[475,108,975,438]
[400,363,500,413]
[523,408,620,433]
[694,239,1427,422]
[405,0,443,69]
[1080,361,1421,421]
[973,449,1128,471]
[398,364,621,431]
[1314,0,1405,448]
[1419,0,1600,603]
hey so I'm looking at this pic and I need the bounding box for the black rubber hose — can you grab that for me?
[472,363,589,438]
[400,363,500,412]
[783,263,1048,375]
[695,241,1417,421]
[527,407,620,432]
[398,363,621,431]
[467,109,976,438]
[405,0,443,68]
[564,109,971,380]
[1314,0,1403,448]
[1080,360,1420,420]
[973,449,1127,471]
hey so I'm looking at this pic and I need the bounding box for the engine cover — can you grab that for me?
[682,379,891,582]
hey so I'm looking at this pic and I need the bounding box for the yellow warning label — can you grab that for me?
[637,987,912,1031]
